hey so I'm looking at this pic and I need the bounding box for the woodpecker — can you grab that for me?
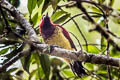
[39,13,87,77]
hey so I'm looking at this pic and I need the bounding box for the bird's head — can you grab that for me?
[39,13,55,39]
[39,13,52,29]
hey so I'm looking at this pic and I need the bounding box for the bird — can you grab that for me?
[39,13,87,77]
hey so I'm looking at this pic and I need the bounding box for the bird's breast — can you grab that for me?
[44,27,72,50]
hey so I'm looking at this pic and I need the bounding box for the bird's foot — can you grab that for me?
[49,45,60,53]
[32,41,42,44]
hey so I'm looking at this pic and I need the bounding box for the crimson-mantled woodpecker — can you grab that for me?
[39,13,87,77]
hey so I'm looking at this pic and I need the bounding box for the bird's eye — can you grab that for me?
[42,15,45,20]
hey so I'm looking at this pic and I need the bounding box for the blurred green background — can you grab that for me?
[0,0,120,80]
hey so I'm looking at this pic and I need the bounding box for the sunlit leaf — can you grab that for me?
[85,63,94,70]
[98,0,105,4]
[22,53,32,73]
[91,6,102,13]
[84,45,100,54]
[110,48,120,57]
[51,58,63,67]
[0,48,9,55]
[109,0,115,7]
[60,63,69,70]
[29,69,37,80]
[111,16,120,24]
[32,12,38,26]
[33,52,45,78]
[37,0,43,7]
[51,0,60,10]
[27,0,37,15]
[51,10,67,21]
[101,36,106,51]
[53,14,70,24]
[61,69,74,77]
[42,0,50,13]
[7,68,18,73]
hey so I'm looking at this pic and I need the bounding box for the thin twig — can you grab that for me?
[106,43,112,80]
[69,32,82,51]
[82,43,106,47]
[107,30,120,39]
[84,68,102,80]
[61,12,103,26]
[70,17,88,51]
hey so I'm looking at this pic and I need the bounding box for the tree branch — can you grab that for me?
[34,43,120,67]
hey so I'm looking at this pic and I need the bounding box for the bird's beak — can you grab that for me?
[46,12,48,17]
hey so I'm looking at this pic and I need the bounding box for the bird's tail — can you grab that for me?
[70,61,87,77]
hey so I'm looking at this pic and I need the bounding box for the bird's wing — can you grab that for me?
[56,25,77,51]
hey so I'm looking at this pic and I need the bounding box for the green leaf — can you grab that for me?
[27,0,37,15]
[0,72,12,80]
[111,16,120,24]
[42,0,50,13]
[91,6,102,13]
[51,10,67,22]
[9,0,20,8]
[84,45,100,54]
[32,12,38,26]
[51,58,63,67]
[37,0,43,7]
[23,53,32,73]
[7,68,18,73]
[53,14,70,24]
[3,44,25,64]
[101,36,106,51]
[98,0,105,4]
[0,24,4,35]
[61,69,74,77]
[0,48,9,55]
[85,63,94,70]
[33,52,44,78]
[51,0,60,10]
[29,70,37,80]
[110,48,120,57]
[109,0,115,7]
[40,54,50,80]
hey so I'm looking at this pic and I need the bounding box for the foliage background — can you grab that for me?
[0,0,120,80]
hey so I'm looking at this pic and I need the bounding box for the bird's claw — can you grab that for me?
[49,45,60,53]
[32,41,42,44]
[74,50,83,58]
